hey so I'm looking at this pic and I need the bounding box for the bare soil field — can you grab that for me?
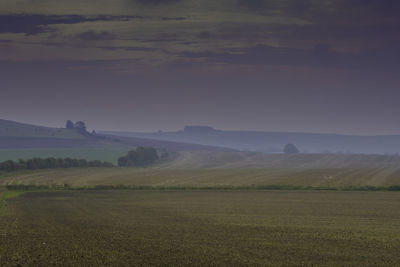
[1,190,400,266]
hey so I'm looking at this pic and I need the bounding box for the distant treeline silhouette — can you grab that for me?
[0,158,114,172]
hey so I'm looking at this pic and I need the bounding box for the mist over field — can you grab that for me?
[1,1,400,266]
[102,126,400,154]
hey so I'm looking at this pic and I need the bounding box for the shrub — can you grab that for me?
[118,147,159,167]
[283,143,300,154]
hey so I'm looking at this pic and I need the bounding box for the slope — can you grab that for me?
[0,119,233,163]
[101,126,400,154]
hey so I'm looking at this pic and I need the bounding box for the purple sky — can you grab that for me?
[0,1,399,135]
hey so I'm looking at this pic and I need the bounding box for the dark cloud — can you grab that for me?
[180,45,308,66]
[161,17,185,21]
[136,0,181,5]
[285,0,313,17]
[345,0,400,15]
[75,31,116,41]
[237,0,313,16]
[203,20,400,54]
[287,0,400,18]
[179,44,400,71]
[99,46,157,52]
[237,0,267,9]
[0,15,139,35]
[197,31,214,39]
[235,0,400,21]
[179,41,197,46]
[287,24,400,42]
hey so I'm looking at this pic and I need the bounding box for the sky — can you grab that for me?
[0,0,399,135]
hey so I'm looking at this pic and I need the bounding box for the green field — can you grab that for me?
[1,190,400,266]
[2,166,400,189]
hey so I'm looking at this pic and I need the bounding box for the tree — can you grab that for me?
[45,157,58,168]
[118,147,159,167]
[74,121,87,133]
[79,159,88,167]
[66,120,74,129]
[118,156,130,167]
[18,159,27,170]
[0,160,16,172]
[283,143,300,154]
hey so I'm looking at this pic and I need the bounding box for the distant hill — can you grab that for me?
[101,126,400,154]
[98,134,233,152]
[0,119,230,152]
[0,119,84,139]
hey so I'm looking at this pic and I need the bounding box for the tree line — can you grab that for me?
[0,158,114,172]
[0,146,167,173]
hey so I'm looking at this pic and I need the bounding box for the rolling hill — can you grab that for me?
[101,126,400,154]
[0,119,84,139]
[0,119,230,162]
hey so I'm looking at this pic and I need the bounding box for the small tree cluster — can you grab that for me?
[66,120,74,129]
[65,120,88,133]
[118,147,159,167]
[0,158,114,172]
[283,143,300,154]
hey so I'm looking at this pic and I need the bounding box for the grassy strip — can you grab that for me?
[0,190,25,213]
[4,184,400,192]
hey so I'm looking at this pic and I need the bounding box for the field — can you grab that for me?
[2,165,400,189]
[2,152,400,266]
[1,190,400,266]
[2,152,400,190]
[0,190,24,213]
[162,151,400,169]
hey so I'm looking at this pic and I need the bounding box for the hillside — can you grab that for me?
[0,119,232,162]
[101,126,400,154]
[99,134,233,152]
[0,119,85,139]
